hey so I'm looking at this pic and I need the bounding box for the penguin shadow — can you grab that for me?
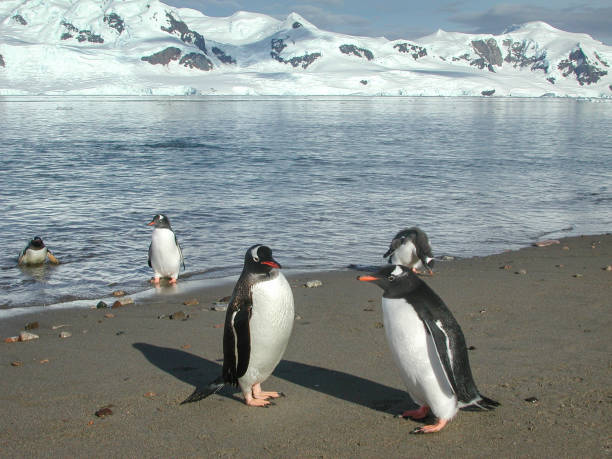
[132,342,414,415]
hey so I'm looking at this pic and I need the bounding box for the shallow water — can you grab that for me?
[1,96,611,312]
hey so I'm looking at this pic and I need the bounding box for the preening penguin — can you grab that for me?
[147,214,185,284]
[383,227,434,275]
[18,236,60,266]
[181,244,294,407]
[358,265,499,433]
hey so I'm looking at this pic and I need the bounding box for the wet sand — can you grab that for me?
[1,234,610,457]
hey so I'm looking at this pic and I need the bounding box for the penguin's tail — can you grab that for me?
[180,377,225,405]
[459,395,500,412]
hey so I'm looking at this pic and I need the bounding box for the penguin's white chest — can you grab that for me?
[391,242,420,269]
[150,228,181,277]
[382,297,457,420]
[240,273,294,388]
[21,248,47,265]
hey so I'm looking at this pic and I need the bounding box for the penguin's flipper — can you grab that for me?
[383,237,403,259]
[180,376,225,405]
[176,235,185,270]
[420,313,459,396]
[222,294,252,385]
[147,243,152,268]
[47,250,60,264]
[18,248,26,265]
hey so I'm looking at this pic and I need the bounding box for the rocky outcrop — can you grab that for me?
[393,42,427,60]
[161,12,206,53]
[212,47,236,64]
[179,52,213,70]
[292,21,302,29]
[471,39,502,72]
[60,21,104,43]
[558,48,608,85]
[0,54,5,67]
[339,44,374,61]
[103,13,124,34]
[270,38,321,69]
[141,47,181,65]
[11,14,27,25]
[481,89,495,96]
[503,39,548,72]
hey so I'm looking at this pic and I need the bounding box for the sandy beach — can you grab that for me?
[1,234,610,457]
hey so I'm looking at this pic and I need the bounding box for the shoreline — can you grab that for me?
[1,233,610,456]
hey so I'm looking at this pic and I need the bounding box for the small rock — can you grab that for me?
[374,322,384,329]
[468,345,476,350]
[19,331,39,341]
[112,290,126,297]
[4,336,19,343]
[51,324,69,330]
[181,344,191,349]
[556,264,564,268]
[115,331,125,336]
[169,311,186,320]
[24,321,39,330]
[210,303,227,312]
[562,246,570,251]
[604,265,612,271]
[500,264,512,270]
[213,323,223,328]
[573,273,583,278]
[39,359,49,364]
[295,313,302,320]
[96,301,109,309]
[515,269,527,275]
[104,313,114,319]
[363,308,374,312]
[218,296,231,303]
[95,407,113,417]
[11,361,22,367]
[183,298,199,306]
[157,314,166,320]
[144,392,156,398]
[112,297,134,308]
[524,396,539,404]
[304,280,323,288]
[59,331,72,339]
[533,240,560,247]
[441,256,455,261]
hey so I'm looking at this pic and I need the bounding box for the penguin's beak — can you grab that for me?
[147,220,155,226]
[262,260,281,269]
[357,275,378,282]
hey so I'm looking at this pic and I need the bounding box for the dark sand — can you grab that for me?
[1,234,610,457]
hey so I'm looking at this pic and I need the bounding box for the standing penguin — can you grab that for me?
[358,264,498,434]
[182,244,294,407]
[383,227,434,275]
[18,236,60,266]
[147,214,184,284]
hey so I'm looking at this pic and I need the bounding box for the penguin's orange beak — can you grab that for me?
[357,275,378,282]
[262,261,281,269]
[147,221,155,226]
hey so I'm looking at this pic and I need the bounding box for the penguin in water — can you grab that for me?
[18,236,60,266]
[383,227,434,275]
[181,244,294,407]
[147,214,185,284]
[358,264,499,434]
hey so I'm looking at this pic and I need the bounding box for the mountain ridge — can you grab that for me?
[0,0,610,97]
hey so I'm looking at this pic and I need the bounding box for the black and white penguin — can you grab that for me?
[181,244,294,407]
[18,236,59,266]
[358,264,499,434]
[147,214,185,284]
[383,227,434,275]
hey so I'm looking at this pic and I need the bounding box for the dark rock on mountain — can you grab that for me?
[394,42,427,60]
[161,12,206,53]
[503,39,548,72]
[270,38,321,68]
[558,48,608,85]
[212,47,236,64]
[141,47,181,65]
[179,52,213,70]
[339,44,374,61]
[292,21,302,29]
[104,13,125,34]
[12,14,27,25]
[0,54,4,67]
[471,39,502,72]
[271,38,287,55]
[481,89,495,96]
[60,21,104,43]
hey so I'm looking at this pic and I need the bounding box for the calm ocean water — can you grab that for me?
[0,96,611,314]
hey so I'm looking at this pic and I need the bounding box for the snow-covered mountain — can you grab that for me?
[1,0,611,97]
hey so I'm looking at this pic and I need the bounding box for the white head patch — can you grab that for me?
[250,245,262,262]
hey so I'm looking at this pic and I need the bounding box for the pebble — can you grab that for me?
[533,240,560,247]
[112,290,126,297]
[573,273,583,278]
[112,297,134,308]
[96,301,109,309]
[374,322,384,329]
[169,311,187,320]
[95,407,113,417]
[144,392,156,398]
[24,321,39,330]
[59,331,72,339]
[210,303,227,311]
[213,323,223,328]
[183,298,199,306]
[4,336,19,343]
[515,269,527,275]
[604,265,612,271]
[11,361,22,367]
[524,396,539,404]
[500,264,512,270]
[104,313,115,319]
[304,280,323,288]
[51,324,69,330]
[19,331,39,341]
[562,246,570,251]
[295,313,302,320]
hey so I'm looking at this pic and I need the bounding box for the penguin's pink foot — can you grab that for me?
[402,405,429,419]
[410,418,448,434]
[151,276,160,284]
[169,277,177,284]
[252,383,284,400]
[244,393,272,407]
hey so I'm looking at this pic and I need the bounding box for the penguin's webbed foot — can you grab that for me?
[252,383,284,400]
[151,276,161,285]
[244,395,274,407]
[402,405,429,420]
[410,418,448,434]
[169,277,177,284]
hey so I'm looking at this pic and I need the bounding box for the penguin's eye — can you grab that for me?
[388,275,396,282]
[253,254,260,262]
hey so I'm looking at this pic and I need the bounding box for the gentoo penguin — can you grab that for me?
[147,214,185,284]
[358,265,499,434]
[383,227,434,275]
[18,236,60,266]
[181,244,294,407]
